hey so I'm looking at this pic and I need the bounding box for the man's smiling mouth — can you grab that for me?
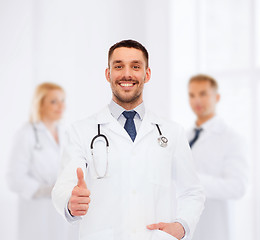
[119,83,135,87]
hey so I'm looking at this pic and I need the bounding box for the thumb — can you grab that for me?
[76,168,87,189]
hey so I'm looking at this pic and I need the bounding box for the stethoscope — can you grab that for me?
[90,123,168,179]
[32,124,42,150]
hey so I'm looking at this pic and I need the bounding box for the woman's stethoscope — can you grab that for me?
[32,124,42,150]
[90,123,168,179]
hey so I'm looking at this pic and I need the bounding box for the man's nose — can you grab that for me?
[193,96,202,104]
[122,66,132,79]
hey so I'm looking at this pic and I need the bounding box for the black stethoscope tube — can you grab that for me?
[90,123,165,149]
[90,124,109,150]
[88,123,168,175]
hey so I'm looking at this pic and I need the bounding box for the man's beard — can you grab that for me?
[113,89,142,104]
[112,77,144,104]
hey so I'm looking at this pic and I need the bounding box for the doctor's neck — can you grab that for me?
[112,97,143,111]
[196,113,215,127]
[42,118,59,132]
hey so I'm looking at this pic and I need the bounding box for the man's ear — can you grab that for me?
[105,68,110,83]
[144,67,151,83]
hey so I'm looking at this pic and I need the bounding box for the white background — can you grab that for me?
[0,0,259,239]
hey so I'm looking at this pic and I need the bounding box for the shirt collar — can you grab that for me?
[108,100,145,120]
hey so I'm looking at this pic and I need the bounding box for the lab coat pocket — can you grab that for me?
[83,228,114,240]
[151,230,178,240]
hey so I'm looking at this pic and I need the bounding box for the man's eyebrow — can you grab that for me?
[131,60,143,64]
[111,60,144,65]
[112,60,123,65]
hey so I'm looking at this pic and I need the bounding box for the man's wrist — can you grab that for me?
[64,199,82,222]
[174,218,189,239]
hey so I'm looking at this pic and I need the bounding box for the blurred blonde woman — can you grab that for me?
[7,82,78,240]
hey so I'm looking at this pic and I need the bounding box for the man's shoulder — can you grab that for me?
[212,117,239,135]
[70,106,109,131]
[201,117,243,146]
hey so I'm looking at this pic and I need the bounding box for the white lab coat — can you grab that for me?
[187,116,248,240]
[52,106,205,240]
[7,122,79,240]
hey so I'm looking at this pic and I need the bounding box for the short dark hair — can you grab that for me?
[108,39,149,68]
[189,74,218,91]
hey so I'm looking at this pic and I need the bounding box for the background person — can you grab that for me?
[187,74,248,240]
[52,40,205,240]
[7,82,78,240]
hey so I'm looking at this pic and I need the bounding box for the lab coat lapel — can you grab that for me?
[134,110,160,145]
[35,122,60,150]
[96,106,130,141]
[195,117,223,145]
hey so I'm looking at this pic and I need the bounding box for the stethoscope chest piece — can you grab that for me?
[34,143,42,150]
[155,124,168,148]
[158,135,168,148]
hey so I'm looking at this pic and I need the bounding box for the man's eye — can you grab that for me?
[115,65,122,69]
[51,100,57,104]
[133,65,140,69]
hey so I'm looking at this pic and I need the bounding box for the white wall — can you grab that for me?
[0,0,259,239]
[0,1,34,239]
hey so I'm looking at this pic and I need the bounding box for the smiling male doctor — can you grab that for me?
[52,40,205,240]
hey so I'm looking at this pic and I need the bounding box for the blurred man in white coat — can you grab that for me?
[52,40,205,240]
[187,74,248,240]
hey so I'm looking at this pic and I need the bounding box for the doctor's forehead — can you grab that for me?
[188,82,217,96]
[189,81,212,90]
[109,47,146,65]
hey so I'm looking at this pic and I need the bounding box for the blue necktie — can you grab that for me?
[189,128,203,148]
[123,111,137,142]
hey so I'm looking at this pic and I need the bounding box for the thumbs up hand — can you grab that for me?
[68,168,91,217]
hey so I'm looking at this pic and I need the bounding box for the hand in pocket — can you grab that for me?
[147,222,185,240]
